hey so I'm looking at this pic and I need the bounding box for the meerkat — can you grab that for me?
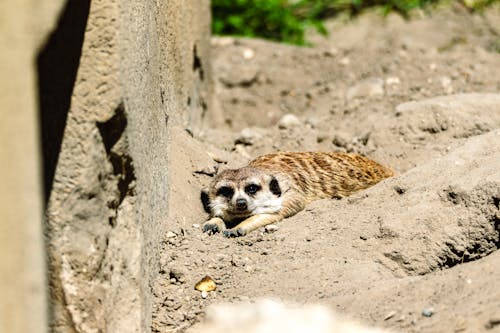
[201,152,393,237]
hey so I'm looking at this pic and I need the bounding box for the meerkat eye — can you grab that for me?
[216,186,234,198]
[245,184,261,195]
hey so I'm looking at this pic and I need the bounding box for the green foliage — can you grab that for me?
[212,0,321,45]
[212,0,496,45]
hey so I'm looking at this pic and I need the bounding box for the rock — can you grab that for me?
[195,276,217,292]
[339,57,350,66]
[235,127,264,146]
[234,144,251,159]
[332,133,349,148]
[242,48,255,60]
[422,308,434,317]
[386,77,401,85]
[384,310,397,321]
[219,67,259,87]
[346,78,385,100]
[278,114,301,129]
[486,317,500,329]
[440,76,453,93]
[201,290,208,299]
[166,231,177,238]
[169,266,186,284]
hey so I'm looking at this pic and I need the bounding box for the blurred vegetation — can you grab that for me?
[212,0,497,45]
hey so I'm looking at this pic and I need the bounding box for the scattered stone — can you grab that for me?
[192,223,200,228]
[264,224,279,233]
[235,127,263,145]
[278,114,301,129]
[322,47,338,57]
[393,186,406,195]
[169,266,186,284]
[201,290,208,299]
[339,57,350,66]
[242,48,255,59]
[166,231,177,238]
[386,77,401,85]
[332,134,349,148]
[346,78,385,100]
[384,310,397,321]
[486,317,500,329]
[422,308,434,317]
[440,76,453,93]
[234,144,251,159]
[194,165,218,176]
[207,151,228,164]
[219,67,259,87]
[195,275,217,292]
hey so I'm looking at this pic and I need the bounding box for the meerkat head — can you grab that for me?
[201,167,283,222]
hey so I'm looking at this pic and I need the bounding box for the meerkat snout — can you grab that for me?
[236,198,247,210]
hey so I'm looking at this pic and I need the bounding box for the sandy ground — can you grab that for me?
[152,4,500,333]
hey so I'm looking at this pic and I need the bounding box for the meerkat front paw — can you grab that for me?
[223,228,247,238]
[202,217,225,235]
[203,223,220,235]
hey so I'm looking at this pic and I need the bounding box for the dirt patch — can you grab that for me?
[152,5,500,333]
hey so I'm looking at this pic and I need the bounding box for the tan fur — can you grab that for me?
[202,152,393,237]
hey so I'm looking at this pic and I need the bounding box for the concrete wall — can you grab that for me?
[1,0,212,332]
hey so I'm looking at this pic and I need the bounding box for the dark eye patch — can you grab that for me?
[245,184,261,195]
[269,177,281,197]
[216,186,234,198]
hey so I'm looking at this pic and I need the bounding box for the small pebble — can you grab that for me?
[339,57,350,66]
[278,114,301,129]
[201,290,208,299]
[386,77,401,85]
[234,144,251,159]
[235,127,263,145]
[192,224,200,228]
[422,308,434,317]
[486,317,500,329]
[384,310,397,321]
[165,231,176,238]
[195,275,217,292]
[346,78,385,100]
[242,48,255,59]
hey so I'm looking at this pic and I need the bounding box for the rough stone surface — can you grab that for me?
[36,0,212,332]
[0,0,65,332]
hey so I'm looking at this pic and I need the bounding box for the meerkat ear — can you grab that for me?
[269,177,281,197]
[200,188,211,213]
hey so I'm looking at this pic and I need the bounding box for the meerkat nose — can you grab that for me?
[236,198,247,210]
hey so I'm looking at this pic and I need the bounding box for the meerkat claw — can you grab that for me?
[203,223,220,235]
[223,228,246,238]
